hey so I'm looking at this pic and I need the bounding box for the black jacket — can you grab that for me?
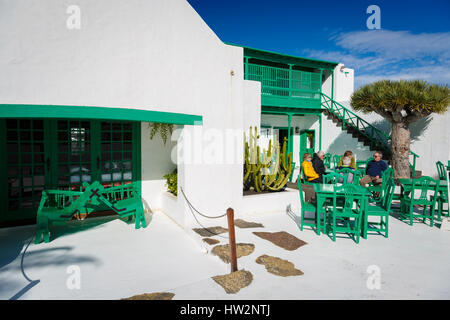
[312,153,326,179]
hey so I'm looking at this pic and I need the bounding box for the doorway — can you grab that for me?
[300,130,315,162]
[0,119,141,226]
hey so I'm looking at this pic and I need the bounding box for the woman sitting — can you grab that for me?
[337,150,356,183]
[301,153,320,203]
[302,153,321,183]
[337,150,357,170]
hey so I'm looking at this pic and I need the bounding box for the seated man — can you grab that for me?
[312,150,327,183]
[360,151,388,187]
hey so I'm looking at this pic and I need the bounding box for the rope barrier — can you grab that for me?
[179,186,229,239]
[179,187,228,219]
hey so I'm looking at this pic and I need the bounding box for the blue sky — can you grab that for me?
[187,0,450,88]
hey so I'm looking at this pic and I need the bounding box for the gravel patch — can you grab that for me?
[193,226,228,237]
[253,231,307,251]
[211,243,255,263]
[212,270,253,294]
[234,219,264,229]
[256,255,304,277]
[203,238,220,245]
[121,292,175,300]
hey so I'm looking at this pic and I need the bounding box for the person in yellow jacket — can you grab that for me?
[302,153,321,183]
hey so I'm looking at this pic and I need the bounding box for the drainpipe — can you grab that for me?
[319,113,322,151]
[287,113,293,159]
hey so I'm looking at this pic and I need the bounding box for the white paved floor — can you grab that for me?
[1,205,449,300]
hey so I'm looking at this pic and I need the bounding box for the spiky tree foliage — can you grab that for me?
[148,122,174,145]
[351,80,449,178]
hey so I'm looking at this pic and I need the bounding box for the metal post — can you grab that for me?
[226,208,238,273]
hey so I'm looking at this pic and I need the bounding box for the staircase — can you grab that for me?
[321,93,422,178]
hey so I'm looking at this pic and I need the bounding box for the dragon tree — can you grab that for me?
[351,80,449,179]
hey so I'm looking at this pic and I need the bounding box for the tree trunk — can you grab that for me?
[391,121,411,179]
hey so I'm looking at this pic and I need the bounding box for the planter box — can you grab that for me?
[240,187,300,216]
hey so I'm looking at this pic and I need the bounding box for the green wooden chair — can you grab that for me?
[332,155,340,169]
[336,168,361,185]
[367,167,394,203]
[326,184,363,243]
[356,159,367,170]
[323,153,332,169]
[322,172,345,184]
[300,164,313,186]
[297,178,317,232]
[363,178,395,238]
[434,161,449,220]
[400,176,439,227]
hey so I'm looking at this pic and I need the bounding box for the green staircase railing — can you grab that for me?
[321,93,419,175]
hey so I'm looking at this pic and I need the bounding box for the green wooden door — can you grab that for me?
[0,119,141,226]
[299,130,315,163]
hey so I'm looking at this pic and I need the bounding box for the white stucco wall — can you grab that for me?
[0,0,262,229]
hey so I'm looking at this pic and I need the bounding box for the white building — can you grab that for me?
[0,0,448,234]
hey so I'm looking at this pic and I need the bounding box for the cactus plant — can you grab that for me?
[244,126,293,192]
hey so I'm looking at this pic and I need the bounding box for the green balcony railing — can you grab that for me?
[244,63,322,107]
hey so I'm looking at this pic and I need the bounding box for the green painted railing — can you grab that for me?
[321,93,391,153]
[321,93,420,171]
[244,63,322,103]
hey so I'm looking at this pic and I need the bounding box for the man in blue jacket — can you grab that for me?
[360,151,388,187]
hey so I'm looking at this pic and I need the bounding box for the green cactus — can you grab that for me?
[243,126,293,192]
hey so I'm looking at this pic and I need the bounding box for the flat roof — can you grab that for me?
[225,42,339,70]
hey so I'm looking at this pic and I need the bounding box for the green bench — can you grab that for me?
[35,181,146,244]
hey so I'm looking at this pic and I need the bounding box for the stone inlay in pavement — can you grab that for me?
[234,219,264,229]
[252,231,307,251]
[255,254,304,277]
[211,243,255,263]
[212,269,253,294]
[203,238,220,245]
[193,226,228,237]
[121,292,175,300]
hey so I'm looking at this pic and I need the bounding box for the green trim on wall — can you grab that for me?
[133,122,142,196]
[0,104,203,126]
[226,42,338,70]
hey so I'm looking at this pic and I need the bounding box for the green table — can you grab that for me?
[398,178,448,195]
[313,183,372,237]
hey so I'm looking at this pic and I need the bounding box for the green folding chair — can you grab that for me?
[400,176,439,227]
